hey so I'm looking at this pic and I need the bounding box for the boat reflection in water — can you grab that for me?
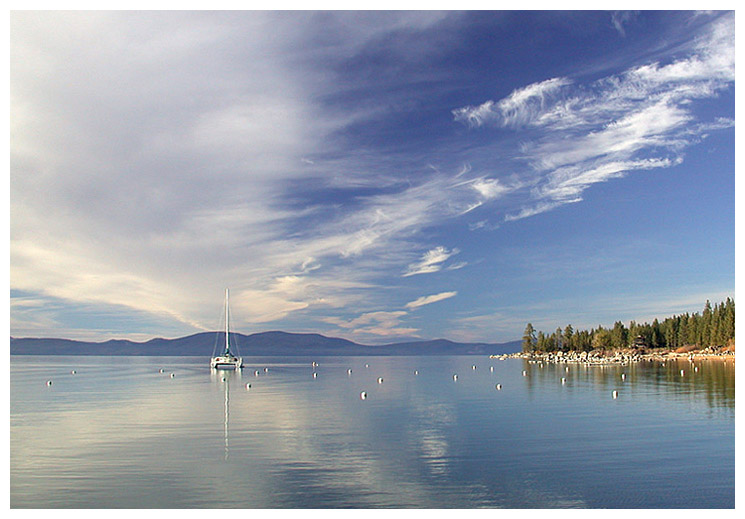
[211,368,241,461]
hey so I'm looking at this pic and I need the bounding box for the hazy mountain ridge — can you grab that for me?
[10,331,520,356]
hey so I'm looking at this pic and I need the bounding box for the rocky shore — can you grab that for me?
[491,346,734,365]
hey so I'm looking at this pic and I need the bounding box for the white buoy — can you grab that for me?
[222,377,227,382]
[377,377,384,384]
[612,390,618,399]
[71,370,76,375]
[254,370,260,376]
[264,367,268,373]
[621,373,626,380]
[496,383,502,390]
[414,370,418,375]
[360,391,367,400]
[159,369,164,373]
[565,367,569,373]
[694,366,699,372]
[680,370,685,376]
[170,373,175,378]
[490,366,494,372]
[46,380,52,386]
[347,368,353,375]
[245,383,251,390]
[312,361,317,367]
[472,365,476,370]
[522,370,527,376]
[313,372,318,378]
[365,363,369,368]
[453,374,458,381]
[561,377,566,384]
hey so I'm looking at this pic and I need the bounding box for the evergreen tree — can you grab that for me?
[522,323,536,353]
[525,298,733,353]
[564,324,574,351]
[610,321,627,349]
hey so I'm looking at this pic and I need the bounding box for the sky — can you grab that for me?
[9,10,735,344]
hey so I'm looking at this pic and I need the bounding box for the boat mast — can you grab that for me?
[225,288,230,355]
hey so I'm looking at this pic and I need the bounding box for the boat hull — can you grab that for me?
[210,357,243,370]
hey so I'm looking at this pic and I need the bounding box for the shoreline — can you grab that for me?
[491,348,734,365]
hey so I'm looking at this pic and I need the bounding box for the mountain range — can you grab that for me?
[9,331,520,356]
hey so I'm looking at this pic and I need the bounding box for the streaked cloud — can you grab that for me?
[405,291,457,310]
[453,77,572,128]
[403,246,460,277]
[322,311,418,338]
[9,12,733,343]
[454,12,734,222]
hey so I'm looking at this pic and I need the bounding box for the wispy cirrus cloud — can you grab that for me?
[454,12,734,223]
[322,311,418,338]
[611,11,638,37]
[403,246,460,277]
[453,77,572,128]
[405,291,457,310]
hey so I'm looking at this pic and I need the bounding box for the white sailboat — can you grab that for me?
[210,289,243,370]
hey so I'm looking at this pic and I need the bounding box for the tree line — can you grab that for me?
[522,298,735,353]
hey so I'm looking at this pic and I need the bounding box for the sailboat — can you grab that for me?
[210,289,244,370]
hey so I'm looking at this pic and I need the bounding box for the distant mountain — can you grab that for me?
[10,331,520,356]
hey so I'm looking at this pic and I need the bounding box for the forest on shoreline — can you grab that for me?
[522,299,735,353]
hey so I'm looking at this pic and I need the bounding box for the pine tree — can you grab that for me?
[522,323,536,353]
[564,324,574,351]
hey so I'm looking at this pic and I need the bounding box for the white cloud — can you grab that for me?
[322,311,418,338]
[10,12,471,337]
[470,178,510,200]
[452,77,572,128]
[403,246,459,277]
[405,291,457,310]
[611,11,637,37]
[454,12,734,223]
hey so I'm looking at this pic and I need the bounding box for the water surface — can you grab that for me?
[10,355,734,508]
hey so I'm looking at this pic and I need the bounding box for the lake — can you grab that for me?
[10,355,735,508]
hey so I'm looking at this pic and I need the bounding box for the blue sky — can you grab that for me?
[9,11,735,344]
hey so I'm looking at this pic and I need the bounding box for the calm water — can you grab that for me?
[10,355,734,508]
